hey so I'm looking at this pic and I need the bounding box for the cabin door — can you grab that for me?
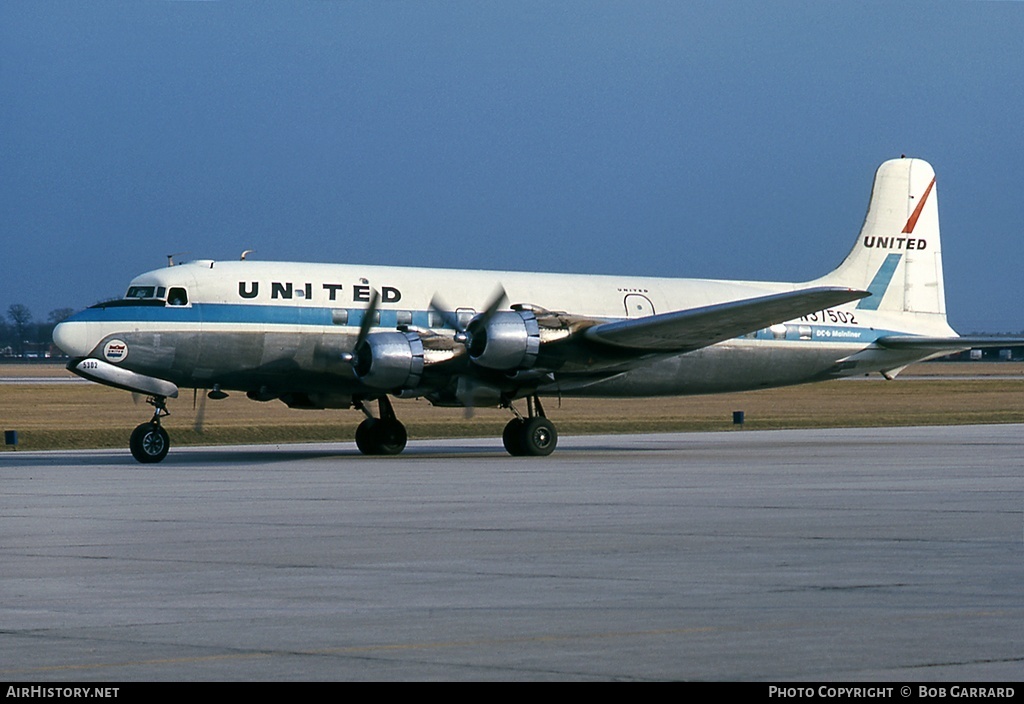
[623,294,655,318]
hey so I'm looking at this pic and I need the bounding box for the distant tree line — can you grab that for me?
[1,304,75,358]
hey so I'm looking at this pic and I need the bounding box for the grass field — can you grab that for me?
[2,362,1024,451]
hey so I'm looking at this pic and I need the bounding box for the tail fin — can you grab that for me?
[815,157,948,322]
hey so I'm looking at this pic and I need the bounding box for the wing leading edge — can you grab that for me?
[583,286,870,352]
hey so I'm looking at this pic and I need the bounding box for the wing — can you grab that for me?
[332,286,869,409]
[582,286,870,352]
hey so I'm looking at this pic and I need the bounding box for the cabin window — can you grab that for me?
[396,310,413,327]
[167,287,189,306]
[456,309,476,329]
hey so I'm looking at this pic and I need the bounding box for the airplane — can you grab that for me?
[52,157,1019,463]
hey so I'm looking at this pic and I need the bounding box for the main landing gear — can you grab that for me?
[354,396,408,456]
[351,394,557,457]
[502,395,557,457]
[129,395,170,464]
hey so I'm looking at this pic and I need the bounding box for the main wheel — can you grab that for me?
[355,417,408,456]
[129,422,170,464]
[520,417,557,456]
[502,418,527,456]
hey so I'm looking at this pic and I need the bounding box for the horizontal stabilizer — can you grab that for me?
[585,287,869,352]
[876,335,1024,352]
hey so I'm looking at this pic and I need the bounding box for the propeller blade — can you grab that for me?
[430,285,508,344]
[455,375,501,414]
[342,288,380,364]
[428,294,461,332]
[356,288,380,347]
[193,389,207,434]
[463,285,508,350]
[478,285,508,324]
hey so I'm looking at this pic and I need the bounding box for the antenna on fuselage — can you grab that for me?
[166,252,189,267]
[240,249,256,260]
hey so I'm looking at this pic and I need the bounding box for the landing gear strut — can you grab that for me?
[129,395,170,464]
[502,395,557,457]
[354,396,408,456]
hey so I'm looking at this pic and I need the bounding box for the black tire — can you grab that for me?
[520,417,558,456]
[374,418,407,455]
[355,418,407,456]
[355,418,380,455]
[129,423,170,464]
[502,418,526,456]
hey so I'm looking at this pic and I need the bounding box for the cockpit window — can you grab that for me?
[167,287,189,306]
[117,285,187,307]
[124,286,168,300]
[126,286,156,299]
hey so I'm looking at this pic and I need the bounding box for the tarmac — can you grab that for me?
[2,425,1022,681]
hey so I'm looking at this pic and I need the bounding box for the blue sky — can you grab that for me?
[2,2,1022,331]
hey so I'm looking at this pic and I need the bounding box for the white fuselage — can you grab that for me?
[53,258,955,404]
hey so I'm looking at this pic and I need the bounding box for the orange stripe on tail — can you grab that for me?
[902,176,936,234]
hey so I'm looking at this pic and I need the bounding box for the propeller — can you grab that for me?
[340,288,380,369]
[429,285,507,346]
[429,286,510,416]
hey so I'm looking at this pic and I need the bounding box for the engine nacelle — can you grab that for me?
[466,309,540,370]
[353,331,425,390]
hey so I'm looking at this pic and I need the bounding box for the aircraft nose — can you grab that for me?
[53,319,95,358]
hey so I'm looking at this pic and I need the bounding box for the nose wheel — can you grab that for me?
[129,395,171,463]
[130,422,170,463]
[502,396,558,456]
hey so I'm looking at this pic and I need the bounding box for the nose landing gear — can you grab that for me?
[129,396,171,464]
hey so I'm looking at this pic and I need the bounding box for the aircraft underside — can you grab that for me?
[80,326,927,399]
